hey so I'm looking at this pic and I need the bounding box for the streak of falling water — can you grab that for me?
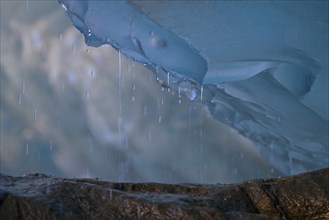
[18,93,22,105]
[132,84,136,102]
[25,143,29,156]
[200,86,204,153]
[34,108,37,121]
[178,86,182,104]
[85,90,90,99]
[25,0,29,10]
[118,50,122,147]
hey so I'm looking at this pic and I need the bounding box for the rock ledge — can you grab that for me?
[1,168,328,219]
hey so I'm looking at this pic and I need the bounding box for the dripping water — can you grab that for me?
[118,50,122,147]
[200,86,204,153]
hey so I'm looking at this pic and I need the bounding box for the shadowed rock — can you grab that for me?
[0,168,328,219]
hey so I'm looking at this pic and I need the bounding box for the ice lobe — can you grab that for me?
[58,0,207,84]
[59,0,328,174]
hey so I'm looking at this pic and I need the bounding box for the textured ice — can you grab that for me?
[59,0,328,174]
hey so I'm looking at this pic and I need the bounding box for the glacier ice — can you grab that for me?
[58,0,328,175]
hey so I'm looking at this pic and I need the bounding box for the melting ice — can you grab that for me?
[58,0,328,175]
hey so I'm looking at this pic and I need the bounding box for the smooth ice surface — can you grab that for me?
[59,0,328,174]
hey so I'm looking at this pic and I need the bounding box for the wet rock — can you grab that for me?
[0,168,328,219]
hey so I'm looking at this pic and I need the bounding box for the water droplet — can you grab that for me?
[59,34,63,40]
[90,70,95,78]
[158,116,162,123]
[167,72,170,86]
[186,89,197,101]
[178,99,182,104]
[132,96,135,102]
[85,91,90,99]
[88,29,92,37]
[86,49,90,53]
[161,87,165,92]
[61,3,68,12]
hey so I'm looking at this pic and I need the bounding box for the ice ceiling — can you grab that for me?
[59,0,328,175]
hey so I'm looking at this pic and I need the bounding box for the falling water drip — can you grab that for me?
[85,90,90,99]
[59,34,63,40]
[158,116,162,123]
[18,93,22,105]
[200,86,204,103]
[188,105,192,152]
[132,84,136,102]
[178,87,182,104]
[34,108,37,121]
[61,3,67,11]
[200,86,204,154]
[90,70,95,78]
[118,50,122,147]
[167,72,170,86]
[26,0,29,10]
[25,143,29,156]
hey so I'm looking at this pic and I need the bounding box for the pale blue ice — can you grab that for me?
[59,0,328,175]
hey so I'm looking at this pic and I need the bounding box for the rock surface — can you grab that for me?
[0,168,328,219]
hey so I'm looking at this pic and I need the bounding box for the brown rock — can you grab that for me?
[0,168,328,219]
